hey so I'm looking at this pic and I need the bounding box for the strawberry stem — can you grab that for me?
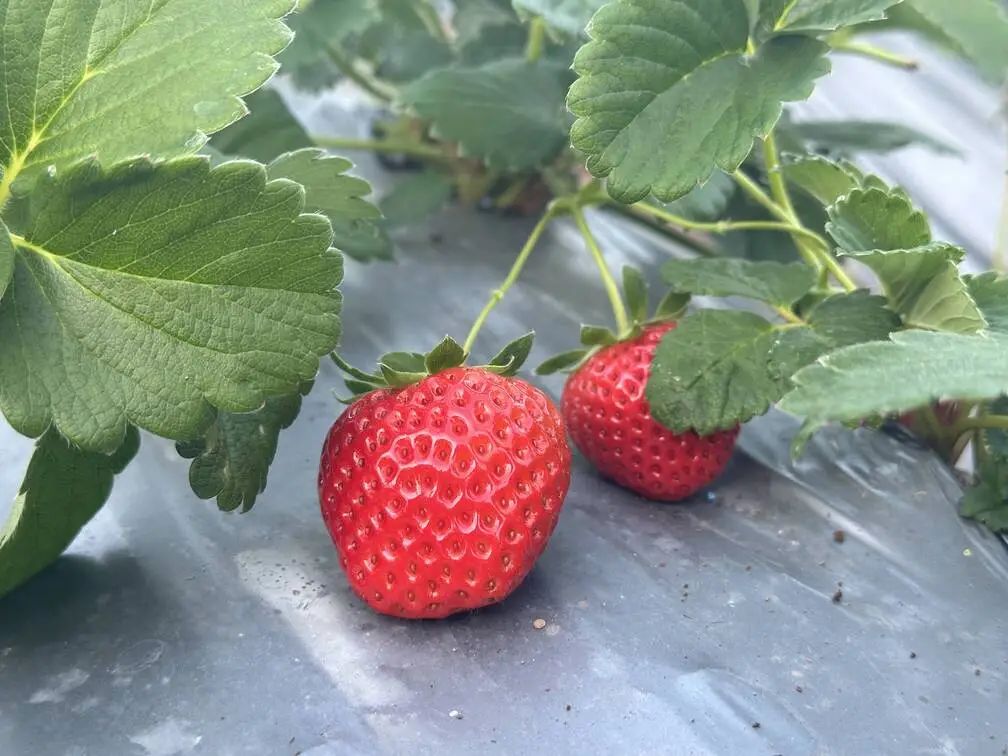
[762,132,798,221]
[320,43,396,103]
[462,207,560,353]
[571,204,631,335]
[312,135,449,162]
[952,414,1008,435]
[629,201,826,247]
[525,17,547,62]
[831,39,919,71]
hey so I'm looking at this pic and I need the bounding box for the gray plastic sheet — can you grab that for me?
[3,40,1008,756]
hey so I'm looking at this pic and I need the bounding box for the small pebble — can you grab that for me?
[910,651,917,659]
[532,618,547,630]
[751,722,761,729]
[831,588,843,604]
[448,710,463,720]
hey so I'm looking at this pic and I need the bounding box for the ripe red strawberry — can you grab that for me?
[562,322,738,501]
[319,366,571,619]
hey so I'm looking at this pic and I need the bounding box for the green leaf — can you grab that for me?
[844,245,986,334]
[488,332,536,375]
[176,388,306,513]
[968,273,1008,335]
[883,0,1008,84]
[658,171,737,222]
[826,186,930,252]
[0,157,341,453]
[0,0,292,193]
[783,154,863,206]
[268,148,392,262]
[0,220,13,302]
[401,58,570,170]
[278,0,383,91]
[781,330,1008,421]
[512,0,607,35]
[960,475,1008,533]
[568,0,830,203]
[536,349,589,375]
[661,258,817,306]
[780,119,959,156]
[0,427,139,598]
[425,336,467,373]
[804,290,901,347]
[655,291,691,320]
[210,88,313,163]
[622,267,648,323]
[760,0,902,33]
[647,294,899,433]
[646,310,795,433]
[581,324,618,347]
[827,187,985,333]
[380,171,454,227]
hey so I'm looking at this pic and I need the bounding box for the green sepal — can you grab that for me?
[379,363,429,388]
[536,349,590,375]
[380,351,428,373]
[622,266,649,323]
[330,352,382,383]
[344,378,384,396]
[486,332,535,376]
[425,336,468,374]
[581,324,618,347]
[654,291,691,321]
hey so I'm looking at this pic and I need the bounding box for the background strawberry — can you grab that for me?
[560,322,738,501]
[320,342,571,619]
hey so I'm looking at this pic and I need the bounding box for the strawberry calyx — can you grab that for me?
[331,331,535,401]
[537,265,689,375]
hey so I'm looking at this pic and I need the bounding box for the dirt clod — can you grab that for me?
[833,529,845,543]
[831,588,843,604]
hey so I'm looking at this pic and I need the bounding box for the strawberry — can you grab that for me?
[321,337,571,619]
[560,322,738,501]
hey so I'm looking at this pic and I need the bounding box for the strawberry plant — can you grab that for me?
[279,0,1008,543]
[4,0,1008,611]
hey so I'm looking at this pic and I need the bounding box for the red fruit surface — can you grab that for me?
[319,367,571,619]
[562,322,738,501]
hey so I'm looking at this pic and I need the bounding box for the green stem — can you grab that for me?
[323,43,396,103]
[629,201,828,247]
[525,17,547,62]
[952,414,1008,435]
[608,203,720,257]
[832,40,919,71]
[311,135,447,162]
[571,205,630,334]
[820,252,858,292]
[774,306,804,325]
[462,208,560,353]
[732,170,792,223]
[732,167,857,292]
[762,133,797,221]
